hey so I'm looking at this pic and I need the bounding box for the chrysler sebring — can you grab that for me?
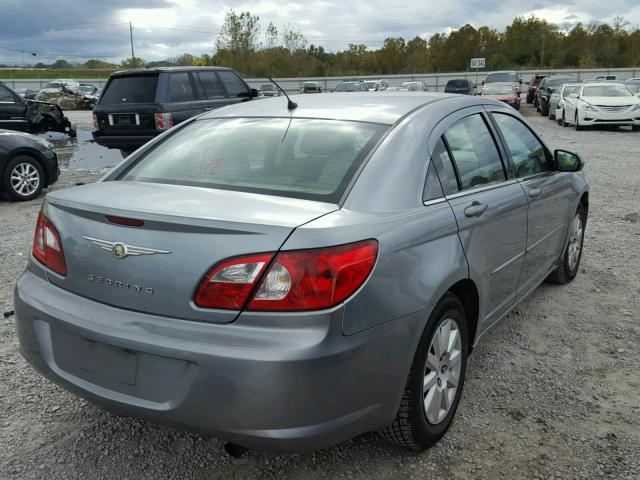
[15,93,588,453]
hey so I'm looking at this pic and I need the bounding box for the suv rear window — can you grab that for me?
[119,118,387,203]
[100,75,158,104]
[485,72,518,83]
[447,80,468,88]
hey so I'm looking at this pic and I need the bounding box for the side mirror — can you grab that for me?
[555,149,584,172]
[250,88,259,98]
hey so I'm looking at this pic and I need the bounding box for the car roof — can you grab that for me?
[486,70,518,74]
[110,66,234,77]
[202,92,480,125]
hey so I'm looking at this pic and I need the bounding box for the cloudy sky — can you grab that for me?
[1,0,639,64]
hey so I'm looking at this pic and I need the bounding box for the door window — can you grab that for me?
[168,73,195,102]
[492,113,553,177]
[444,114,506,190]
[197,71,226,99]
[0,86,15,102]
[217,71,249,97]
[430,138,459,195]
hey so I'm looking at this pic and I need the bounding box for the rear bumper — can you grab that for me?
[14,270,425,452]
[92,131,156,150]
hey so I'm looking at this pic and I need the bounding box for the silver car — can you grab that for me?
[15,93,589,453]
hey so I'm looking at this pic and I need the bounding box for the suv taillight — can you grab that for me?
[92,113,99,130]
[194,240,378,311]
[155,112,173,130]
[32,212,67,276]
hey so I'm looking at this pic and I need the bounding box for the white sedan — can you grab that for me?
[563,83,640,131]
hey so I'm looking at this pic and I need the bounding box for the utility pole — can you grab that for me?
[129,21,135,66]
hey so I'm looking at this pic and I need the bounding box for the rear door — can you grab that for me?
[0,85,28,131]
[488,109,573,296]
[162,71,202,124]
[433,108,528,331]
[217,70,252,105]
[193,70,237,112]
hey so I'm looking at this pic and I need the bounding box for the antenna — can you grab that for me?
[267,76,297,110]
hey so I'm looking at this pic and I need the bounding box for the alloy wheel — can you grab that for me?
[567,213,584,271]
[423,318,462,425]
[10,163,41,197]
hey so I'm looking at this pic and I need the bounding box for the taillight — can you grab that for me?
[92,113,99,130]
[194,240,378,311]
[154,112,173,130]
[32,212,67,276]
[105,215,144,227]
[195,254,273,309]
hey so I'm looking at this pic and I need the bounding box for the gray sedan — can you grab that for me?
[15,93,588,453]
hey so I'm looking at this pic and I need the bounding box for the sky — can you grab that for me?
[1,0,639,65]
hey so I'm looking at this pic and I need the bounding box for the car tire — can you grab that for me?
[380,293,468,450]
[549,108,555,120]
[546,204,586,285]
[541,101,549,116]
[632,125,640,131]
[1,155,45,202]
[559,110,566,126]
[575,113,583,131]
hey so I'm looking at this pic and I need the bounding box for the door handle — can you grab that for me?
[528,187,542,198]
[464,201,488,218]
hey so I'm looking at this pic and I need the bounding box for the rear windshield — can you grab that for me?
[119,118,387,203]
[335,83,361,92]
[447,80,468,87]
[485,73,518,83]
[100,75,158,104]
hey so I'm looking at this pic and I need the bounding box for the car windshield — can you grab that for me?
[583,85,633,97]
[335,83,360,91]
[260,84,275,91]
[484,86,513,95]
[120,118,387,203]
[99,75,158,104]
[304,83,319,88]
[44,82,62,89]
[485,73,517,83]
[365,82,377,89]
[563,86,580,97]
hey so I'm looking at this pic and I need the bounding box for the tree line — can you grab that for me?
[7,13,640,76]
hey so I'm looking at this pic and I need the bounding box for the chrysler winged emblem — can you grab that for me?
[83,236,171,259]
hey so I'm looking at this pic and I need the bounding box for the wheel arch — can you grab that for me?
[447,279,479,353]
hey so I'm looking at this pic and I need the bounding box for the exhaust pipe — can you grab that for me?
[224,442,248,458]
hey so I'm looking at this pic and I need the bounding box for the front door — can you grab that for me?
[435,110,528,332]
[0,85,28,131]
[488,109,573,296]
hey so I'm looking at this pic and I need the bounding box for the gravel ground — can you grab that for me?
[0,106,639,479]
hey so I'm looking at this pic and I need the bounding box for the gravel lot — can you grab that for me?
[1,105,639,479]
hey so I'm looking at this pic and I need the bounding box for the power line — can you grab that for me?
[0,22,129,35]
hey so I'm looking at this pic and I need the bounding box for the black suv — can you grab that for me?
[444,79,474,95]
[92,67,258,156]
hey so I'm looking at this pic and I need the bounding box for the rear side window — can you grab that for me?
[217,71,249,97]
[168,73,195,102]
[197,71,225,99]
[430,139,459,195]
[120,118,387,203]
[444,114,506,190]
[100,75,158,104]
[0,85,15,102]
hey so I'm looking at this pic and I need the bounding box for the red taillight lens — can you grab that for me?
[248,240,378,311]
[194,240,378,312]
[194,254,273,309]
[154,112,173,130]
[92,113,99,130]
[32,212,67,276]
[105,215,144,227]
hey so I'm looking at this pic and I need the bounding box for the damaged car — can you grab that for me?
[0,83,76,137]
[37,81,97,110]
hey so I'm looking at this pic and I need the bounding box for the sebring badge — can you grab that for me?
[83,236,171,259]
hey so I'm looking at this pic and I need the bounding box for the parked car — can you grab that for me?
[594,75,617,81]
[549,83,581,123]
[364,80,389,91]
[563,82,640,130]
[535,75,575,115]
[624,79,640,95]
[301,81,323,94]
[259,84,280,97]
[479,83,520,109]
[334,81,368,92]
[0,83,76,137]
[444,79,474,95]
[526,74,547,103]
[483,71,522,94]
[387,81,429,91]
[0,129,59,201]
[37,80,80,98]
[15,88,38,100]
[15,93,588,454]
[78,83,99,95]
[92,67,258,157]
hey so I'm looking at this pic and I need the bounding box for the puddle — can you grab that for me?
[43,128,123,171]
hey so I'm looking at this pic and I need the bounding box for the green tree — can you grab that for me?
[215,10,260,73]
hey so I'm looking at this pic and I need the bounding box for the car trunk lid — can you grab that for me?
[41,181,337,323]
